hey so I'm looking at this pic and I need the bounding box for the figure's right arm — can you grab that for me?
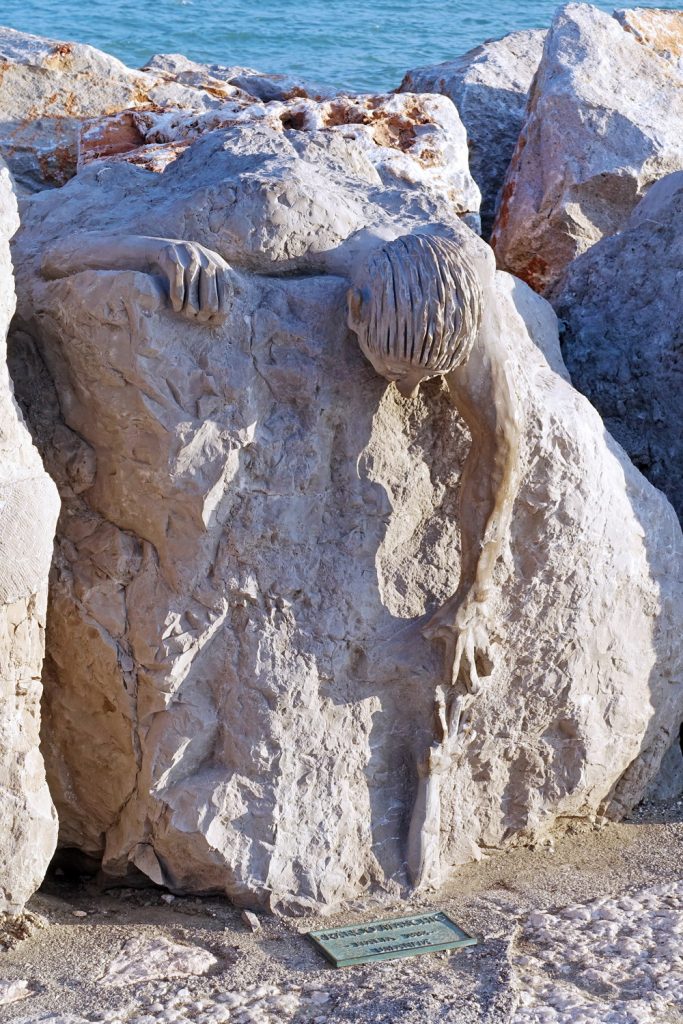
[422,267,524,697]
[41,234,234,323]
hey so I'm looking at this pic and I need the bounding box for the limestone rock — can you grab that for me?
[614,7,683,67]
[100,936,217,985]
[241,909,262,933]
[0,27,254,192]
[10,123,683,912]
[77,91,480,227]
[399,29,546,237]
[0,23,479,226]
[646,739,683,801]
[0,158,59,913]
[491,3,683,294]
[0,979,32,1005]
[142,52,335,102]
[556,170,683,522]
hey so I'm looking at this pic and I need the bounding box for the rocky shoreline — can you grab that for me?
[0,3,682,1021]
[0,797,681,1023]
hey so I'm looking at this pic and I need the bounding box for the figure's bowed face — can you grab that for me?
[346,233,483,398]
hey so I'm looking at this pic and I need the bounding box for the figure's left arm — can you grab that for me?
[41,233,234,324]
[423,294,524,697]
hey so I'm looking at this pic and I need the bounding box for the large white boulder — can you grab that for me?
[10,122,683,912]
[399,29,546,236]
[491,4,683,294]
[556,170,683,524]
[0,159,59,913]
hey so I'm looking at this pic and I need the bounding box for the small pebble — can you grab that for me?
[309,991,330,1004]
[241,910,262,934]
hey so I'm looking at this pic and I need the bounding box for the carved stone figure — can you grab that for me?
[347,233,523,886]
[10,126,683,910]
[42,228,523,890]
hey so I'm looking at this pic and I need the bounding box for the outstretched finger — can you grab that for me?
[450,633,465,688]
[435,686,448,740]
[184,257,201,318]
[161,248,186,313]
[465,634,481,694]
[198,267,219,322]
[214,269,233,322]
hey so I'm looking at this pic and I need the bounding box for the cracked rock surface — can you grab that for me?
[0,158,59,914]
[399,28,546,238]
[556,169,683,525]
[491,4,683,294]
[8,113,683,911]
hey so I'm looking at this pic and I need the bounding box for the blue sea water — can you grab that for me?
[2,0,683,92]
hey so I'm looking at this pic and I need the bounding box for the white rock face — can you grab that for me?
[10,124,683,912]
[491,3,683,294]
[511,880,683,1022]
[100,936,217,985]
[0,27,257,192]
[556,170,683,523]
[77,90,480,228]
[399,29,546,237]
[0,159,59,913]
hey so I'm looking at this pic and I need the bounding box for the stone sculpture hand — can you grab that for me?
[423,590,494,694]
[152,241,233,323]
[42,234,234,324]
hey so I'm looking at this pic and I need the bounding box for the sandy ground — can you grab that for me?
[0,796,681,1024]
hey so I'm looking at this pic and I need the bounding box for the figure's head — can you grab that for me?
[347,233,483,398]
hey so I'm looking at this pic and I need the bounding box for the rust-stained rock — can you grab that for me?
[399,29,546,237]
[491,4,683,295]
[614,7,683,64]
[0,27,253,192]
[78,92,481,224]
[141,52,334,103]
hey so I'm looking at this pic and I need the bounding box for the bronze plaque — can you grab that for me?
[308,910,477,967]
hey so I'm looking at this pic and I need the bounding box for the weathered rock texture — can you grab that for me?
[0,27,277,192]
[0,24,480,228]
[77,91,481,225]
[141,52,335,104]
[0,159,59,913]
[556,170,683,523]
[399,29,546,237]
[10,122,683,912]
[647,739,683,801]
[614,7,683,66]
[491,4,683,294]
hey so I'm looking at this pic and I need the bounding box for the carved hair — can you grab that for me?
[348,233,483,382]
